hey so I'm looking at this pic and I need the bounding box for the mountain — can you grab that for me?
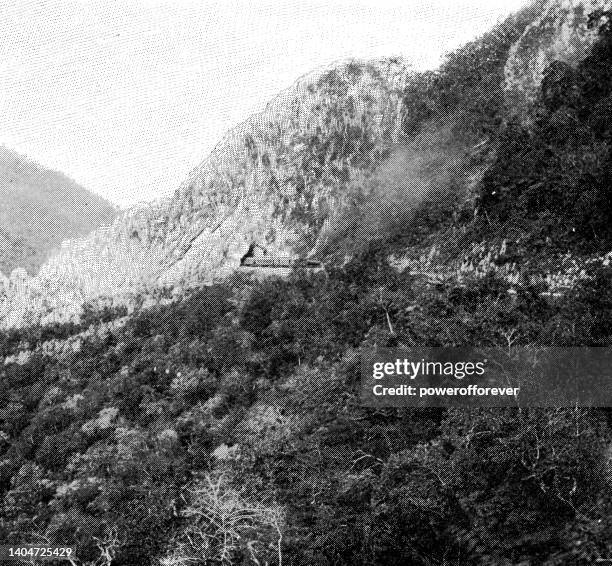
[0,57,410,327]
[0,0,608,331]
[0,146,117,275]
[2,1,612,564]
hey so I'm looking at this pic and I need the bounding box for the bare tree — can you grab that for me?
[160,473,284,566]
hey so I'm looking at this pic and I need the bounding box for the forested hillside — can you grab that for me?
[0,59,409,329]
[2,251,612,564]
[2,2,612,565]
[0,147,117,275]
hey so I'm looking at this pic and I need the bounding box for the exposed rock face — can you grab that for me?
[504,0,608,120]
[1,58,410,328]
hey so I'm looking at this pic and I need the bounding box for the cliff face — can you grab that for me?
[504,0,608,120]
[1,58,409,327]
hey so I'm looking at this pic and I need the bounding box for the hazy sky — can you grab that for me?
[0,0,528,207]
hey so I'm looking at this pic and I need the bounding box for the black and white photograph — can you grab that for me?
[1,0,612,564]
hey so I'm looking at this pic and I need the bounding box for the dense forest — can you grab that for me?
[2,6,612,566]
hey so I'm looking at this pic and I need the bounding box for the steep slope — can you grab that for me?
[2,0,610,330]
[0,58,410,327]
[505,0,608,121]
[387,0,612,292]
[0,146,117,275]
[3,3,612,565]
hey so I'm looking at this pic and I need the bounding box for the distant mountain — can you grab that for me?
[0,146,117,275]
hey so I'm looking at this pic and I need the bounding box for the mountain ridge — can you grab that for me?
[1,0,609,330]
[0,145,117,276]
[2,3,612,563]
[0,56,411,327]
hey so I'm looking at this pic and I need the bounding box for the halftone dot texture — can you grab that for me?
[2,0,612,564]
[0,146,117,276]
[0,0,528,207]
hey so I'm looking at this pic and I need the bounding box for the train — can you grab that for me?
[241,256,322,268]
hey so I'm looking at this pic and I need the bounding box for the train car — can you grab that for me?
[240,243,321,269]
[241,256,321,268]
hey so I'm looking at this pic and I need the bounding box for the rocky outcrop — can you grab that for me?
[504,0,608,120]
